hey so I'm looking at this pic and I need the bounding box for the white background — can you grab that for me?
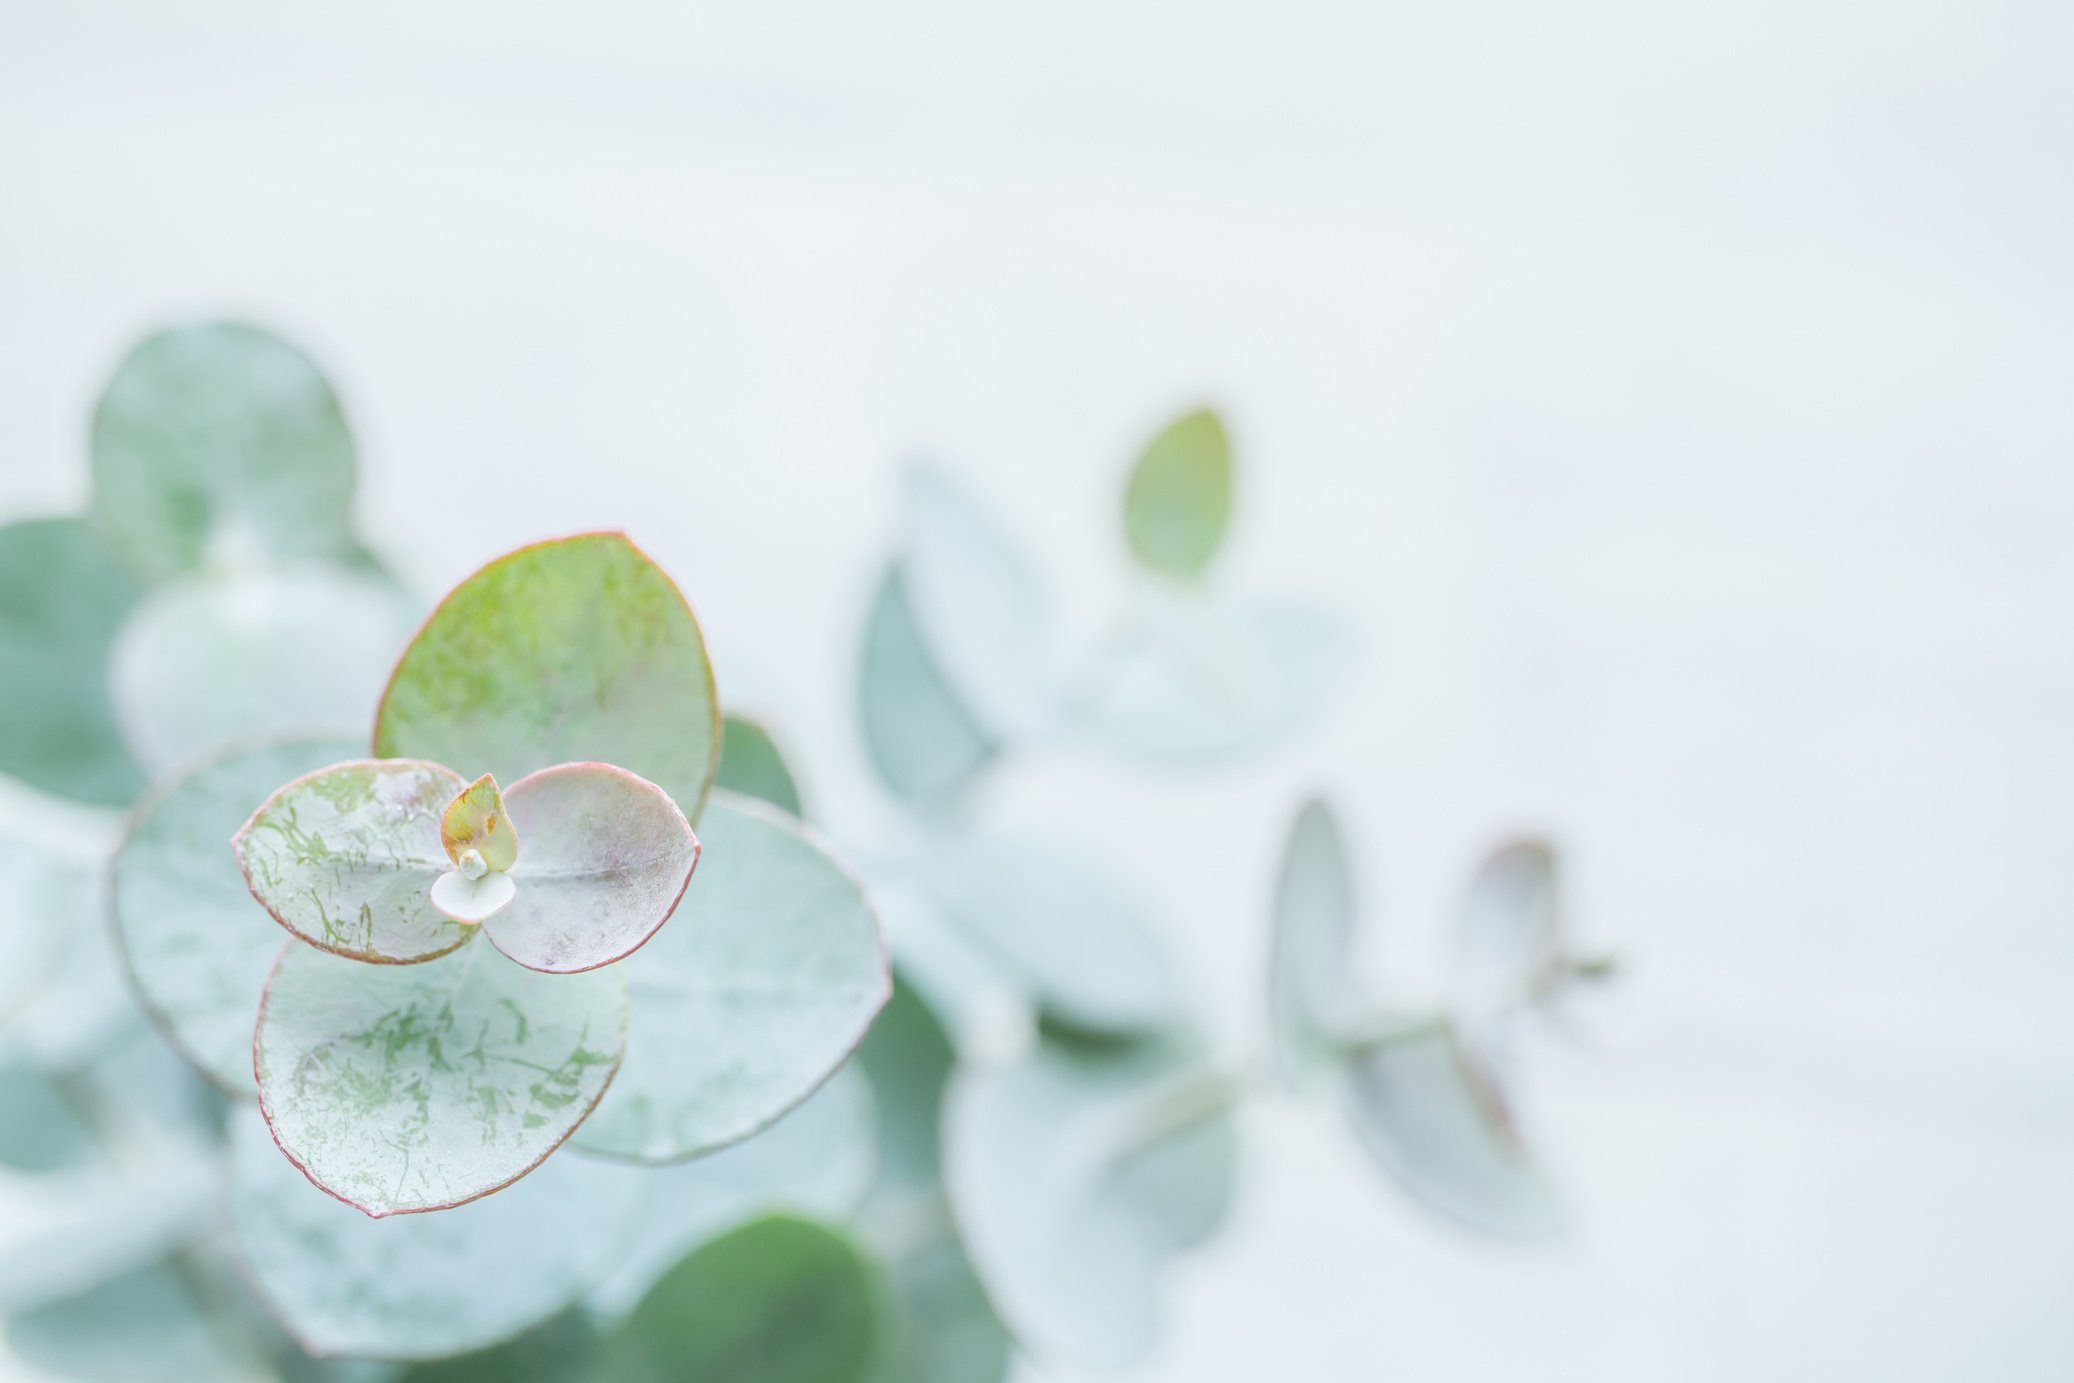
[3,1,2073,1378]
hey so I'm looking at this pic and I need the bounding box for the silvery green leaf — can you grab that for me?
[255,940,625,1216]
[0,1157,218,1314]
[112,735,360,1092]
[89,321,358,586]
[1269,799,1365,1086]
[572,795,887,1162]
[7,1261,258,1383]
[374,532,720,824]
[1341,1018,1562,1238]
[853,977,955,1191]
[945,1036,1237,1369]
[0,1059,95,1172]
[588,1068,877,1317]
[109,566,410,777]
[900,465,1056,741]
[0,518,142,807]
[1455,839,1562,1043]
[230,1109,643,1359]
[0,835,96,1033]
[873,1235,1011,1383]
[857,567,995,802]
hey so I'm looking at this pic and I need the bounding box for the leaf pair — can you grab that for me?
[1270,798,1568,1237]
[234,758,698,974]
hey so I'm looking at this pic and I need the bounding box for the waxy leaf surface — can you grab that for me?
[374,533,720,822]
[1123,408,1232,581]
[481,763,698,974]
[945,1036,1236,1370]
[0,518,142,806]
[113,735,361,1091]
[110,566,411,776]
[231,1109,642,1359]
[234,758,470,964]
[439,774,517,873]
[89,321,358,585]
[573,794,887,1162]
[255,940,626,1216]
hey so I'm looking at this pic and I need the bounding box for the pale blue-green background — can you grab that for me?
[1,1,2070,1378]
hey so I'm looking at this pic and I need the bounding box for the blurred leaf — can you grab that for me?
[109,566,411,777]
[945,1035,1237,1369]
[112,735,359,1092]
[478,763,698,973]
[1086,599,1348,764]
[600,1215,889,1383]
[857,567,995,802]
[925,837,1181,1037]
[0,1060,94,1171]
[233,758,472,964]
[1123,409,1231,581]
[573,795,887,1163]
[1340,1019,1562,1238]
[89,321,358,586]
[0,1157,218,1314]
[1269,798,1364,1086]
[375,532,720,824]
[231,1109,643,1360]
[717,714,804,817]
[873,1236,1011,1383]
[394,1312,600,1383]
[0,518,142,806]
[900,465,1056,740]
[0,835,96,1032]
[853,977,954,1190]
[11,859,131,1071]
[1455,839,1562,1045]
[7,1261,252,1383]
[255,940,625,1216]
[589,1068,878,1317]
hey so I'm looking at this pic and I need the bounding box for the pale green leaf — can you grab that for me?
[109,566,411,776]
[0,835,95,1032]
[0,1060,95,1172]
[7,1261,252,1383]
[231,1108,642,1359]
[900,466,1055,739]
[232,758,471,964]
[858,567,994,802]
[717,714,803,817]
[113,736,361,1091]
[0,518,142,806]
[572,795,887,1162]
[1341,1019,1562,1238]
[945,1036,1236,1369]
[874,1235,1012,1383]
[393,1312,598,1383]
[853,977,954,1190]
[588,1068,877,1317]
[255,940,625,1216]
[1456,839,1563,1041]
[926,836,1181,1036]
[88,321,358,585]
[1269,798,1364,1086]
[601,1215,889,1383]
[482,763,699,974]
[1123,408,1232,581]
[373,533,720,822]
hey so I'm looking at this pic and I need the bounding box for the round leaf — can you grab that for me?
[900,466,1055,739]
[572,794,887,1163]
[1123,408,1232,581]
[89,321,358,585]
[589,1068,878,1317]
[1269,798,1364,1086]
[231,1108,643,1360]
[112,735,361,1091]
[481,763,699,974]
[255,940,626,1216]
[233,758,471,964]
[373,532,720,822]
[0,518,142,806]
[718,713,804,817]
[858,567,994,802]
[1456,839,1563,1042]
[945,1036,1237,1369]
[1341,1019,1562,1238]
[601,1215,889,1383]
[926,836,1181,1037]
[110,566,412,777]
[428,868,516,924]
